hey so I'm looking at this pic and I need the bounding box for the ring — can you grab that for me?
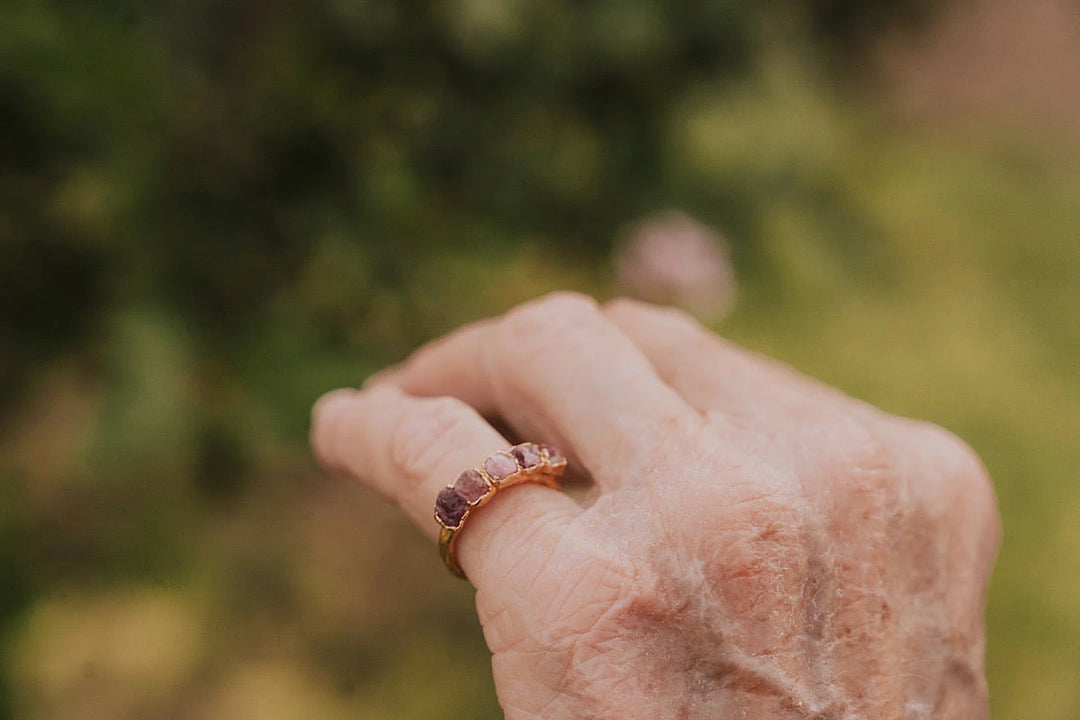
[435,442,567,580]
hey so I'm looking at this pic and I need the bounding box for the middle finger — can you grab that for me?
[388,292,699,486]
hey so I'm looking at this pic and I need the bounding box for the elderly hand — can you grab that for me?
[311,293,1000,720]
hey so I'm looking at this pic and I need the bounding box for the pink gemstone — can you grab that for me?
[512,443,541,469]
[540,444,566,464]
[435,487,468,528]
[483,452,519,482]
[453,469,490,504]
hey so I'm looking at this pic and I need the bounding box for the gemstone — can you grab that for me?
[512,443,541,469]
[483,452,519,482]
[454,469,490,504]
[435,487,468,528]
[540,444,566,464]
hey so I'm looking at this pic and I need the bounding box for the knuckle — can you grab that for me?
[533,290,599,314]
[925,425,989,482]
[602,296,661,323]
[910,422,999,520]
[495,293,603,373]
[871,418,1001,550]
[814,412,897,488]
[501,292,600,341]
[653,302,697,327]
[803,414,906,536]
[610,297,701,337]
[387,396,476,486]
[900,422,1003,564]
[604,296,691,324]
[601,296,639,316]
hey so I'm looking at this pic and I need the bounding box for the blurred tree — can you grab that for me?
[0,0,946,399]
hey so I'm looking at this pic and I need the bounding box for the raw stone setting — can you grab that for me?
[540,444,566,464]
[512,443,541,469]
[483,452,519,482]
[435,487,468,528]
[454,469,490,504]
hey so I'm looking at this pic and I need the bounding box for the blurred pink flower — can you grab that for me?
[614,211,737,322]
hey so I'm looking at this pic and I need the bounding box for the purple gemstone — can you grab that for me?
[435,487,468,528]
[454,469,490,504]
[512,443,541,469]
[483,452,519,482]
[540,444,566,464]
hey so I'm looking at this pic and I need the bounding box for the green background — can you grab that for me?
[1,1,1077,718]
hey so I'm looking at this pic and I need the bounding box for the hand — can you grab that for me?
[311,293,1000,720]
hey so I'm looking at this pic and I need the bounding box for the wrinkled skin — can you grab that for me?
[312,293,1000,720]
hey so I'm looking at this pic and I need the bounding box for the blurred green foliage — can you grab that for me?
[1,1,1078,719]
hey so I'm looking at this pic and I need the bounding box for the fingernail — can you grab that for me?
[310,389,356,466]
[362,364,401,389]
[312,388,355,423]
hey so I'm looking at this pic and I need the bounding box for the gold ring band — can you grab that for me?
[435,442,567,580]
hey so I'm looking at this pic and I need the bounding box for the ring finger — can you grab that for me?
[310,384,582,584]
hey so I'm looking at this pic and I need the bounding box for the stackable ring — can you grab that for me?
[435,442,568,580]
